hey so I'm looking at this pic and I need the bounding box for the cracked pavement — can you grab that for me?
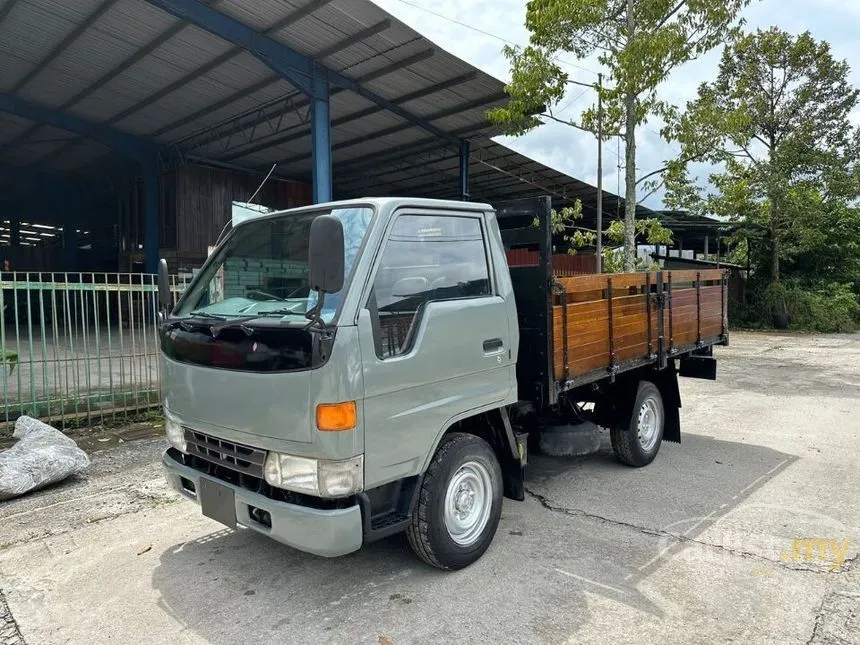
[0,331,858,644]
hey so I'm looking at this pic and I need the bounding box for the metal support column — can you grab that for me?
[459,139,470,201]
[144,164,159,273]
[311,72,332,204]
[10,217,20,247]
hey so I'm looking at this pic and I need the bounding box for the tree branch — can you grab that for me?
[737,141,763,166]
[752,134,771,150]
[634,148,709,186]
[539,112,623,137]
[654,0,686,30]
[639,176,668,203]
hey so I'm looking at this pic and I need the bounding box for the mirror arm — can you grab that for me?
[303,292,327,330]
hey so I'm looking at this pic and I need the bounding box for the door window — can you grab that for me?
[368,215,490,359]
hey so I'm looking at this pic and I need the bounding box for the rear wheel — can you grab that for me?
[610,381,664,467]
[407,433,503,570]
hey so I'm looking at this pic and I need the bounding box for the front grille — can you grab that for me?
[183,429,266,478]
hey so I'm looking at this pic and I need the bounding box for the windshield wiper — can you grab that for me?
[257,307,305,317]
[177,312,260,337]
[187,311,227,320]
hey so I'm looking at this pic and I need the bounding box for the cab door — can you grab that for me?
[356,210,516,487]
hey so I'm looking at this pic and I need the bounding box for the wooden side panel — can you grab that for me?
[552,270,726,381]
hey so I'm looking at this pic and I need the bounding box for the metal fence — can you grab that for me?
[1,272,188,429]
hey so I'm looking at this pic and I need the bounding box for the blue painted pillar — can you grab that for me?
[143,164,159,273]
[311,71,332,203]
[459,139,470,201]
[63,224,78,271]
[10,216,20,247]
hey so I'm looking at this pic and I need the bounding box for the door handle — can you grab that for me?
[483,338,504,352]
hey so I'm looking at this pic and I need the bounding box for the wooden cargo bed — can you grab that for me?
[551,269,728,387]
[495,195,729,408]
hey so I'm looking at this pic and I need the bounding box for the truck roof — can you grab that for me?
[248,197,495,225]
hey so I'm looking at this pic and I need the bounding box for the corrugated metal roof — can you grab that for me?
[0,0,636,217]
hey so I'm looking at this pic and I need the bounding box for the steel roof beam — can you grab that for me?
[0,18,195,157]
[143,0,461,146]
[153,33,420,142]
[18,0,334,168]
[143,0,320,95]
[268,93,506,167]
[326,123,496,180]
[214,68,476,161]
[0,0,22,27]
[182,47,437,157]
[12,0,121,94]
[0,94,158,162]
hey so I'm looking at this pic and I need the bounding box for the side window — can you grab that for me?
[369,214,490,359]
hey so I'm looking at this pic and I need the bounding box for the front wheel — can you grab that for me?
[407,433,503,570]
[610,381,664,467]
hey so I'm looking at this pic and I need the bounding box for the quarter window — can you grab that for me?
[368,215,490,359]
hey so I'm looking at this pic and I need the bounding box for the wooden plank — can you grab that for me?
[563,312,648,336]
[554,332,649,370]
[560,306,650,330]
[555,272,649,294]
[568,353,611,376]
[696,268,725,282]
[554,286,647,305]
[553,296,646,321]
[702,323,723,337]
[616,342,648,362]
[565,319,648,347]
[699,285,723,298]
[562,337,610,360]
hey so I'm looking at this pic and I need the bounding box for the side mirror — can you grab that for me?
[308,214,344,294]
[157,258,171,313]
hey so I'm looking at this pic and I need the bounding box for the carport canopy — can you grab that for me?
[0,0,651,270]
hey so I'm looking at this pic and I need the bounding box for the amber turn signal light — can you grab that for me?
[316,401,357,431]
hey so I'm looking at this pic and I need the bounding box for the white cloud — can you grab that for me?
[371,0,860,208]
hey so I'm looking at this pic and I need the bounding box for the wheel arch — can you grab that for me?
[592,362,681,443]
[425,406,526,501]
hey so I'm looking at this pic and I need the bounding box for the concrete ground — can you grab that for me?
[1,331,858,645]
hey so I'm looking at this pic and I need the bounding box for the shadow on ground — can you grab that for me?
[150,432,796,644]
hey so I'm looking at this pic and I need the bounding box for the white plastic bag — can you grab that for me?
[0,416,90,501]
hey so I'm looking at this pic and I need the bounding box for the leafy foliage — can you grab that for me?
[489,0,749,270]
[664,28,860,330]
[535,203,673,272]
[739,280,860,332]
[665,28,860,283]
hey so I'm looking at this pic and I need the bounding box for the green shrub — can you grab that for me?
[783,282,859,332]
[741,281,859,332]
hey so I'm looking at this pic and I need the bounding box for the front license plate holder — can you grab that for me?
[198,478,237,530]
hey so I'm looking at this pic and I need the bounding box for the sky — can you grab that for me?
[371,0,860,209]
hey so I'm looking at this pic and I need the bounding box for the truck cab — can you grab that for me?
[160,198,524,570]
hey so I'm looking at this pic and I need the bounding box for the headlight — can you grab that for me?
[264,453,363,498]
[164,409,186,453]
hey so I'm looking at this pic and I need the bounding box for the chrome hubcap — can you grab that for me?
[637,397,661,452]
[444,461,493,546]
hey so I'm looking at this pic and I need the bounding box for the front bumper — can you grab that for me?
[162,449,363,557]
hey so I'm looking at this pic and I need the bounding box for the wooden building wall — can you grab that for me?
[118,164,312,272]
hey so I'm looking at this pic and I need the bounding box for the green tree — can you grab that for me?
[539,200,673,272]
[488,0,749,271]
[665,28,860,283]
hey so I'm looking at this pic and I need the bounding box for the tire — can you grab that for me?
[407,433,503,570]
[610,381,664,467]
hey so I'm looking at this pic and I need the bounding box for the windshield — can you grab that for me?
[174,206,373,324]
